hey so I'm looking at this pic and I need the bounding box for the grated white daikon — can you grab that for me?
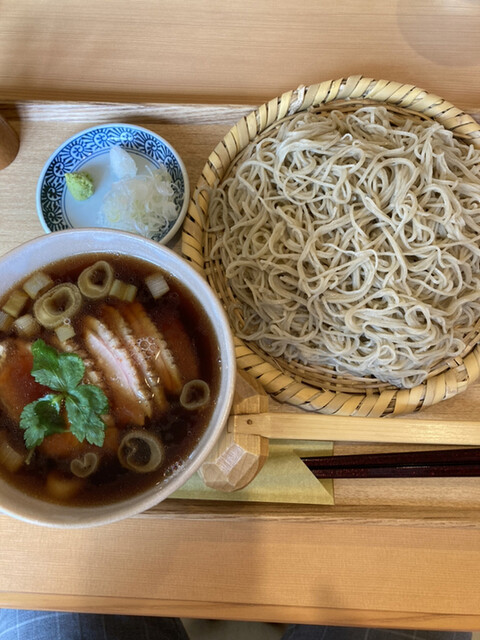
[99,165,178,238]
[110,145,138,179]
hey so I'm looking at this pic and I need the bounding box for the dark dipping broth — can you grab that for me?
[0,253,220,506]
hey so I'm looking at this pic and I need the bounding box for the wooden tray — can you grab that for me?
[1,100,480,629]
[1,98,480,509]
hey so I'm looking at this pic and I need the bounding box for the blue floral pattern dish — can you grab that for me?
[36,124,189,244]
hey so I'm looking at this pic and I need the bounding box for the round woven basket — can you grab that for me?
[182,76,480,417]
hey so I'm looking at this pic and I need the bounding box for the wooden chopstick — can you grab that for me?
[230,413,480,445]
[303,463,480,478]
[301,447,480,479]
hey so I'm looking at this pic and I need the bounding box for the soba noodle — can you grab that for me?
[207,106,480,388]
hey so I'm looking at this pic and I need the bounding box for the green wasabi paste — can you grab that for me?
[65,171,94,201]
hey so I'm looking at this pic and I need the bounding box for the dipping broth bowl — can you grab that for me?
[0,229,236,527]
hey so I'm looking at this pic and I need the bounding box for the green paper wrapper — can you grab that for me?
[172,440,334,505]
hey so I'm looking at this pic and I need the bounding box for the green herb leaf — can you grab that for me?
[19,340,110,451]
[65,386,109,447]
[74,385,109,416]
[31,339,85,391]
[19,395,65,449]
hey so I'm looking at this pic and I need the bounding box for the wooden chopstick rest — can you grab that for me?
[199,369,269,492]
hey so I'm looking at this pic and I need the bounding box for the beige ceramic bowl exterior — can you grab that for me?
[0,229,236,527]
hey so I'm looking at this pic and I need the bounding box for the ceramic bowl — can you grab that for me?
[0,229,235,527]
[36,124,189,244]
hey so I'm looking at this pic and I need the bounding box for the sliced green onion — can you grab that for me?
[33,283,82,329]
[118,430,164,473]
[180,379,210,410]
[54,322,76,343]
[23,272,54,299]
[145,272,170,299]
[13,313,40,338]
[70,452,99,478]
[0,310,14,332]
[78,260,114,300]
[109,279,137,302]
[2,289,28,318]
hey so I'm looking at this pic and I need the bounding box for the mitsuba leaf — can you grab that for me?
[74,385,109,416]
[65,387,108,447]
[19,340,110,451]
[19,395,65,450]
[31,339,84,391]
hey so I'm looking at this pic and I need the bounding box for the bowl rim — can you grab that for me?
[0,228,235,528]
[35,123,190,245]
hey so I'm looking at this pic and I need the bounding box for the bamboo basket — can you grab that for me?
[182,76,480,417]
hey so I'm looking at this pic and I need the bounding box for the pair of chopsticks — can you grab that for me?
[301,447,480,478]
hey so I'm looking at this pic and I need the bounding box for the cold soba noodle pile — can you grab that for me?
[208,105,480,388]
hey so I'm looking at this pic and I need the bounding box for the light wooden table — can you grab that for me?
[1,0,480,113]
[0,99,479,632]
[1,0,480,631]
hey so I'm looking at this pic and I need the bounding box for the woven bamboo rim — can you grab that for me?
[182,76,480,417]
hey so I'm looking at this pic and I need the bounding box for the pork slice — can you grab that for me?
[51,335,106,391]
[119,302,182,394]
[101,305,168,411]
[155,307,200,383]
[83,317,152,426]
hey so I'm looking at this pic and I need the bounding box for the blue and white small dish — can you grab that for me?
[36,123,190,244]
